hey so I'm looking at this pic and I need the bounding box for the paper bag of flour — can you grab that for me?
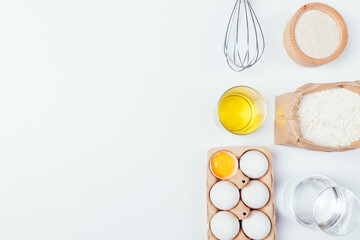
[274,81,360,152]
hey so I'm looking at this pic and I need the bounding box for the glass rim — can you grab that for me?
[290,175,335,228]
[313,186,360,236]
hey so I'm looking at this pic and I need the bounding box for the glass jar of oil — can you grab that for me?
[218,86,266,135]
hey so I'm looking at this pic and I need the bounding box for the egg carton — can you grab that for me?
[207,146,276,240]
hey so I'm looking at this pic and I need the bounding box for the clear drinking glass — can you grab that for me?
[217,86,266,135]
[283,175,360,236]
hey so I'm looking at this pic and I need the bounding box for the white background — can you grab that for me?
[0,0,359,239]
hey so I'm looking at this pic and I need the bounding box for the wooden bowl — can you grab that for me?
[283,2,348,67]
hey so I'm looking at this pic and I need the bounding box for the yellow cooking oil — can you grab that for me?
[218,86,266,135]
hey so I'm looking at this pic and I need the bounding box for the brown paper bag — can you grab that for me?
[274,81,360,152]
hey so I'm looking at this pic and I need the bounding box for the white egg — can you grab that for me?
[241,180,269,209]
[242,210,271,240]
[210,211,240,240]
[239,150,268,179]
[210,181,240,210]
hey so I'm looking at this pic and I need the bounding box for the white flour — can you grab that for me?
[295,10,340,59]
[297,87,360,147]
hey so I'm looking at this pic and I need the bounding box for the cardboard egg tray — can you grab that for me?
[207,146,276,240]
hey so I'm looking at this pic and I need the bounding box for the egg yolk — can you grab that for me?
[210,152,237,179]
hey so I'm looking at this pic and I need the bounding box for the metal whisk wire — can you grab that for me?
[224,0,265,72]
